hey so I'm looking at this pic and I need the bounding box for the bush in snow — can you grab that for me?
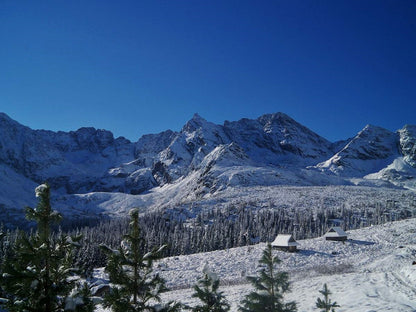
[239,243,297,312]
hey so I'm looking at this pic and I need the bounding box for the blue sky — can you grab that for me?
[0,0,415,142]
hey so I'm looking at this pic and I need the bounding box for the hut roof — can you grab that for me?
[271,234,298,247]
[325,227,347,238]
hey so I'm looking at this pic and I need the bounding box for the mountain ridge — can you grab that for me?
[0,111,415,225]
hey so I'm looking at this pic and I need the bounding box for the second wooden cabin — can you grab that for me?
[324,227,348,241]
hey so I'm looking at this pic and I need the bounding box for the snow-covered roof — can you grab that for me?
[325,227,347,237]
[271,234,298,247]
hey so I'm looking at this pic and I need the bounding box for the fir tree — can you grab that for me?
[239,243,297,312]
[101,208,179,312]
[190,263,230,312]
[315,284,340,312]
[0,183,92,312]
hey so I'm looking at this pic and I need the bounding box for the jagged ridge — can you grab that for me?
[0,111,415,224]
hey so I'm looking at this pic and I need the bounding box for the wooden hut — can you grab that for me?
[271,234,298,252]
[324,227,348,241]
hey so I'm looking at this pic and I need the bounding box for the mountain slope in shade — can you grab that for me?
[0,112,136,194]
[223,112,334,166]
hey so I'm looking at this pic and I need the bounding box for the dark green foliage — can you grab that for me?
[239,243,297,312]
[190,264,230,312]
[65,283,95,312]
[101,208,177,312]
[315,284,340,312]
[0,183,93,312]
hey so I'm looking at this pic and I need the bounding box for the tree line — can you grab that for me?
[56,195,415,272]
[1,191,414,275]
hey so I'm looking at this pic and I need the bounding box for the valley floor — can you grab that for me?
[96,218,416,311]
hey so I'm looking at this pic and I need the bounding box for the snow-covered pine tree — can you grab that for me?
[315,283,340,312]
[190,263,230,312]
[101,208,180,312]
[239,243,297,312]
[0,183,93,312]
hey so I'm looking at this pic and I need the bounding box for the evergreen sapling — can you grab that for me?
[0,183,93,312]
[101,208,180,311]
[190,263,230,312]
[239,243,297,312]
[315,283,340,312]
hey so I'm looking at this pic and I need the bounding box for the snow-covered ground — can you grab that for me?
[95,218,416,311]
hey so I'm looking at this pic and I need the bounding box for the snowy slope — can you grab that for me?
[365,157,416,190]
[315,125,400,176]
[94,218,416,311]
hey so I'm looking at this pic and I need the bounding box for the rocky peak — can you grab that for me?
[315,124,399,176]
[135,130,177,155]
[343,125,398,158]
[181,113,209,133]
[223,112,332,164]
[69,127,116,152]
[257,112,295,127]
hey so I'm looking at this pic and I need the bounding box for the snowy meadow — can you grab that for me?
[91,218,416,311]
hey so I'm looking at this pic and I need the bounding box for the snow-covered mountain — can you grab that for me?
[0,111,415,224]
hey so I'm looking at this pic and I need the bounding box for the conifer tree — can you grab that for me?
[315,284,339,312]
[101,208,179,312]
[239,243,297,312]
[0,183,92,312]
[190,263,230,312]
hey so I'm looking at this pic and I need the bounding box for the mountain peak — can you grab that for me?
[257,112,293,123]
[356,124,394,139]
[182,113,210,132]
[191,113,205,121]
[0,112,26,129]
[0,112,11,120]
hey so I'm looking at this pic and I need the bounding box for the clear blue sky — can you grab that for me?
[1,0,415,142]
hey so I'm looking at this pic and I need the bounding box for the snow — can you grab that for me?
[92,218,416,311]
[35,183,48,197]
[365,157,416,190]
[201,262,219,282]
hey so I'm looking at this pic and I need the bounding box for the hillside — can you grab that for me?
[93,218,416,311]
